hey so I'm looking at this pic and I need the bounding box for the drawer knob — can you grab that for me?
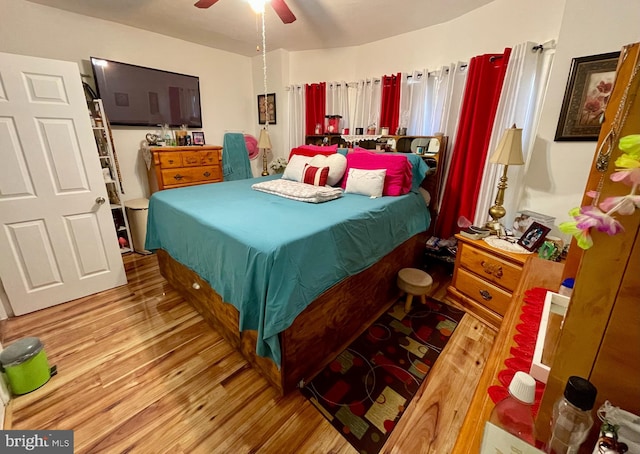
[192,282,201,290]
[203,171,211,177]
[479,289,493,301]
[173,174,184,181]
[168,159,174,164]
[481,260,503,278]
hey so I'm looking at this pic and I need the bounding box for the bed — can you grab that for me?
[146,155,431,395]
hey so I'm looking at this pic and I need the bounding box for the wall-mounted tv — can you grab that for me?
[90,57,202,128]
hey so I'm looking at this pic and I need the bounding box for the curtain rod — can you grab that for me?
[286,60,471,90]
[532,39,556,53]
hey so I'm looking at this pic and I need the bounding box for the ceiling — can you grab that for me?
[26,0,494,57]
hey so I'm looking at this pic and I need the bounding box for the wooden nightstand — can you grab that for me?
[447,234,529,330]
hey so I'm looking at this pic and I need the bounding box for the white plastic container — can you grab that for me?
[124,198,152,255]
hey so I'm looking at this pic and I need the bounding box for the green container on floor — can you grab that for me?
[0,337,51,395]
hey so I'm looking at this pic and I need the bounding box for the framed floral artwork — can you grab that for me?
[258,93,276,125]
[554,51,620,141]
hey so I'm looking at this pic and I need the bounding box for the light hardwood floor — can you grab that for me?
[1,253,495,453]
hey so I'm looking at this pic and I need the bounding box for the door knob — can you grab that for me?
[96,196,106,205]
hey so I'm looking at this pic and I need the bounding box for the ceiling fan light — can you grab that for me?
[248,0,266,14]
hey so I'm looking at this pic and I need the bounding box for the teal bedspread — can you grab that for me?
[146,175,430,366]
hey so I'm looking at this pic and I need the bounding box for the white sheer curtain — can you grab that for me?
[473,41,556,228]
[352,78,382,133]
[326,81,350,131]
[287,84,305,151]
[430,62,469,211]
[398,70,428,135]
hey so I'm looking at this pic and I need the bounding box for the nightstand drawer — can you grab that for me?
[181,151,218,167]
[459,242,523,292]
[161,165,222,187]
[454,268,512,316]
[158,152,183,168]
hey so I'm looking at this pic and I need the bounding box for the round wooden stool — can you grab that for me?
[397,268,433,313]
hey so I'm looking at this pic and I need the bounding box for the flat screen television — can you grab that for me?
[90,57,202,128]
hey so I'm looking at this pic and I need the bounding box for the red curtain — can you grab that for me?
[305,82,326,136]
[435,49,512,239]
[380,73,402,134]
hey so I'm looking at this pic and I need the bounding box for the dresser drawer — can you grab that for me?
[454,267,512,316]
[181,151,218,167]
[158,152,183,168]
[161,165,222,187]
[458,242,523,292]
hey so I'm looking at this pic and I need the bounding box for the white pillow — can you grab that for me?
[309,153,347,186]
[282,155,313,182]
[345,168,386,198]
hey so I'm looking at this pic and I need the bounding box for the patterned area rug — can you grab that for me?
[300,297,464,454]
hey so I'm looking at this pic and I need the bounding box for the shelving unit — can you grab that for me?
[91,99,132,254]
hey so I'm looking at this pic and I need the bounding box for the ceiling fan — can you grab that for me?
[194,0,297,24]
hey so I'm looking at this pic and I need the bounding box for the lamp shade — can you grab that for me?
[257,128,272,149]
[489,125,524,165]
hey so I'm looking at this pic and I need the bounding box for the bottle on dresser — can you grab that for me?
[489,371,537,445]
[546,376,597,454]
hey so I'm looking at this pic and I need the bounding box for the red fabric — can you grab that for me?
[487,287,549,418]
[305,83,326,136]
[341,150,412,196]
[380,73,402,135]
[434,49,511,239]
[302,164,329,186]
[289,144,338,160]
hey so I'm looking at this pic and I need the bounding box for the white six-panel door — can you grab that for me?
[0,52,126,316]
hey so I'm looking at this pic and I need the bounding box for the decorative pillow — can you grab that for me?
[282,154,313,182]
[344,168,386,198]
[302,164,330,186]
[402,153,430,191]
[309,153,347,186]
[342,150,412,196]
[289,144,338,160]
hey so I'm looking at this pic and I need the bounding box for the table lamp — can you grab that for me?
[258,127,272,176]
[485,124,524,234]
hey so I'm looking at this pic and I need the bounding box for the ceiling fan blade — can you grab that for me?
[271,0,296,23]
[194,0,220,9]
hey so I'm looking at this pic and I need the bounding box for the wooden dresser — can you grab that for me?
[447,234,529,330]
[148,145,223,193]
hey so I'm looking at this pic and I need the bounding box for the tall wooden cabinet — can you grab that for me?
[535,42,640,449]
[91,99,132,254]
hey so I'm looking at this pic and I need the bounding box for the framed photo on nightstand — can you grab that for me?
[517,222,550,252]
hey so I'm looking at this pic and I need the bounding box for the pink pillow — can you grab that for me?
[342,150,412,196]
[289,144,338,160]
[302,164,329,186]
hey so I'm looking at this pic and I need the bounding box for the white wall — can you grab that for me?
[288,0,565,83]
[1,0,254,201]
[521,0,640,226]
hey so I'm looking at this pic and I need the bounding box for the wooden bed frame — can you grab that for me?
[156,231,427,395]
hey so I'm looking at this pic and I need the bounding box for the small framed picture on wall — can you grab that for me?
[192,131,205,145]
[554,51,620,141]
[258,93,277,125]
